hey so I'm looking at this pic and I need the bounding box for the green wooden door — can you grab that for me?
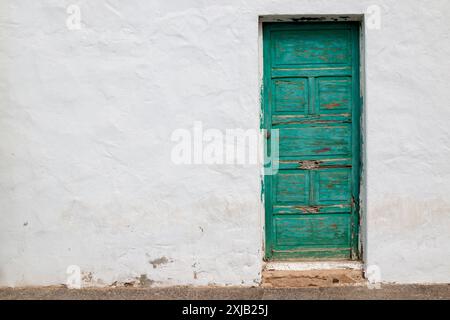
[263,22,361,260]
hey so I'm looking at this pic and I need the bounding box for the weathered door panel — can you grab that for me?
[271,29,352,65]
[278,125,351,157]
[314,168,352,205]
[263,23,361,260]
[274,215,351,247]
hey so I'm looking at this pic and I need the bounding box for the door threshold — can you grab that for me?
[264,260,363,271]
[262,261,365,288]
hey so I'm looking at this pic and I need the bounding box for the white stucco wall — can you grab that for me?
[0,0,449,287]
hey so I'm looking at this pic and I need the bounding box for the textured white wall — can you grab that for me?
[0,0,449,287]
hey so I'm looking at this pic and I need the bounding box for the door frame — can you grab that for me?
[260,19,364,261]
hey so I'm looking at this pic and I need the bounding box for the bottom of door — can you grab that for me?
[266,213,358,261]
[269,248,352,261]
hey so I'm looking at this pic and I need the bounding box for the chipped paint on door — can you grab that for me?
[263,22,361,260]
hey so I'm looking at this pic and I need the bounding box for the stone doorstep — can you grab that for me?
[262,269,366,288]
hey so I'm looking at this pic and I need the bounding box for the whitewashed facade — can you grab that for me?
[0,0,449,287]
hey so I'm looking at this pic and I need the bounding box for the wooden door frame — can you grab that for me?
[261,21,363,261]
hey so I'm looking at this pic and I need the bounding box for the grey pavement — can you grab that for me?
[0,284,449,300]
